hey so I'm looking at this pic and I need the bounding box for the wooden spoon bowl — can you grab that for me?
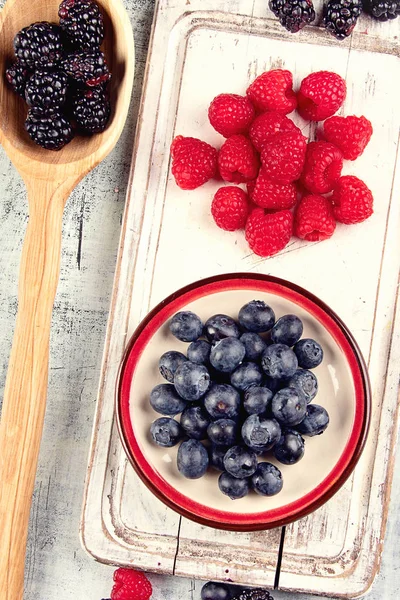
[0,1,134,598]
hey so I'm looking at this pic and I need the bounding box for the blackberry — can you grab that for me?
[59,0,105,50]
[25,69,68,114]
[62,49,111,86]
[5,61,31,97]
[72,87,110,133]
[362,0,400,19]
[269,0,316,33]
[323,0,362,39]
[232,589,274,600]
[14,22,62,69]
[25,111,74,150]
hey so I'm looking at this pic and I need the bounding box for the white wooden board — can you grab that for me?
[81,1,400,597]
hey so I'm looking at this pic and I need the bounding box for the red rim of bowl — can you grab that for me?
[116,273,371,531]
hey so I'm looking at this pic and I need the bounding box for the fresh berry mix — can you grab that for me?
[323,0,362,39]
[301,141,343,194]
[111,568,152,600]
[245,209,293,257]
[247,171,297,210]
[332,175,374,224]
[208,93,256,137]
[269,0,316,32]
[211,186,250,231]
[218,135,260,183]
[261,131,307,184]
[323,115,373,160]
[297,71,347,121]
[6,0,111,150]
[294,194,336,241]
[171,135,218,190]
[148,304,329,500]
[246,69,297,114]
[362,0,400,20]
[249,111,300,152]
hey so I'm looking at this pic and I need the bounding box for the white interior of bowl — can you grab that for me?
[128,288,355,515]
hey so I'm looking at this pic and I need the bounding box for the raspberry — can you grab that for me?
[245,208,293,257]
[297,71,346,121]
[218,135,260,183]
[261,131,307,184]
[171,135,218,190]
[211,186,249,231]
[111,568,152,600]
[248,171,297,210]
[208,94,256,137]
[249,112,300,152]
[301,141,343,194]
[294,195,336,241]
[332,175,373,224]
[323,115,373,160]
[246,69,297,114]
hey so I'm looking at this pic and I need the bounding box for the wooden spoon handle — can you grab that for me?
[0,180,68,600]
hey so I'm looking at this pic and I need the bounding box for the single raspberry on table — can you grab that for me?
[171,135,218,190]
[218,135,260,183]
[297,71,346,121]
[208,93,256,137]
[245,208,293,257]
[246,69,297,114]
[323,115,373,160]
[249,112,300,152]
[294,194,336,241]
[211,186,250,231]
[332,175,374,224]
[301,141,343,194]
[248,171,297,210]
[261,131,307,184]
[111,568,152,600]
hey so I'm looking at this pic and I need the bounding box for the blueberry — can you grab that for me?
[201,582,231,600]
[261,344,298,379]
[177,439,209,479]
[210,337,246,373]
[244,386,273,415]
[205,314,240,342]
[223,445,258,478]
[294,338,324,369]
[251,462,283,496]
[238,300,275,333]
[180,405,210,440]
[241,415,281,451]
[210,445,229,471]
[150,417,183,447]
[297,404,329,436]
[204,384,241,420]
[288,369,318,403]
[159,351,187,383]
[169,311,203,342]
[150,384,187,415]
[187,340,211,365]
[273,430,305,465]
[271,314,303,346]
[271,387,307,426]
[207,419,237,446]
[263,376,284,395]
[174,361,210,401]
[218,472,250,500]
[240,332,267,362]
[230,361,263,392]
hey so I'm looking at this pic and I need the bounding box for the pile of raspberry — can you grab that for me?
[170,69,374,258]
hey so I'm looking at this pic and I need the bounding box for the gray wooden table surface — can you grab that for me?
[0,1,399,598]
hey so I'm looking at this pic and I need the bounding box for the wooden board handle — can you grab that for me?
[0,180,68,600]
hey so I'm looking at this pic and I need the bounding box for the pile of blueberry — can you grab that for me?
[149,300,330,500]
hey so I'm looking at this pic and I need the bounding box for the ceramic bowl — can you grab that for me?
[116,273,370,531]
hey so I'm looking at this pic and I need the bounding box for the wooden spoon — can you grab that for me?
[0,0,135,597]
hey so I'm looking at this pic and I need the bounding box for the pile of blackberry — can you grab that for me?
[5,0,111,151]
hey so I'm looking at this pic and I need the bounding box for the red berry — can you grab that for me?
[301,141,343,194]
[332,175,373,224]
[211,186,249,231]
[297,71,346,121]
[261,131,307,184]
[208,93,256,138]
[171,135,217,190]
[218,134,260,183]
[248,170,297,210]
[245,208,293,257]
[323,115,373,160]
[246,69,297,114]
[249,112,300,152]
[294,194,336,241]
[111,568,152,600]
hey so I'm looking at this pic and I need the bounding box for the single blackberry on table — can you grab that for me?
[72,86,110,133]
[14,22,63,69]
[269,0,316,33]
[233,589,274,600]
[25,69,68,114]
[59,0,105,50]
[5,61,30,97]
[62,49,111,86]
[323,0,362,39]
[362,0,400,19]
[25,111,74,150]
